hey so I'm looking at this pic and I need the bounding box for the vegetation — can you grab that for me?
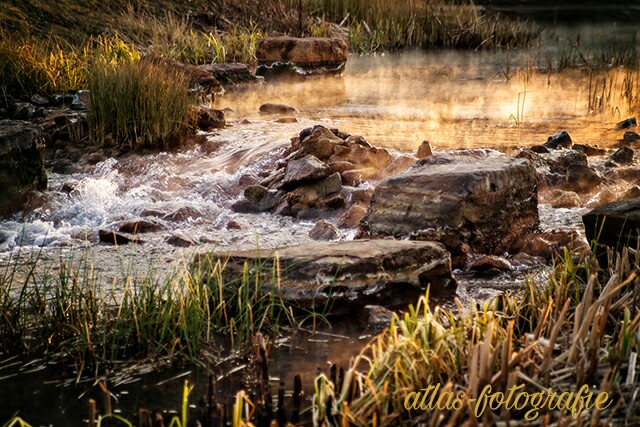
[302,247,640,426]
[0,247,308,372]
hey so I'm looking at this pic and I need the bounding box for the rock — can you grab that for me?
[345,135,371,148]
[140,209,167,218]
[286,173,342,207]
[337,205,368,228]
[309,220,339,241]
[375,155,417,180]
[196,240,455,314]
[283,155,331,186]
[624,131,640,143]
[197,108,225,130]
[118,219,164,233]
[566,164,602,192]
[510,230,587,260]
[99,230,140,245]
[256,37,348,76]
[30,94,49,106]
[0,120,48,217]
[231,199,261,213]
[572,144,606,156]
[543,131,572,149]
[417,140,433,158]
[469,255,513,273]
[299,126,344,160]
[259,103,297,115]
[363,305,394,328]
[360,153,539,261]
[166,234,195,247]
[621,186,640,200]
[341,169,375,187]
[530,145,549,154]
[609,146,634,164]
[198,63,258,86]
[547,189,582,208]
[71,91,89,110]
[617,118,637,129]
[163,206,203,222]
[583,198,640,253]
[141,55,222,98]
[13,102,35,120]
[227,220,243,230]
[244,185,269,204]
[275,117,298,123]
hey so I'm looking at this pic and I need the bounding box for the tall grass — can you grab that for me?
[293,0,539,52]
[87,59,196,149]
[307,247,640,426]
[0,248,304,371]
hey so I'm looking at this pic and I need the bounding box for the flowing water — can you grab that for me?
[1,18,639,425]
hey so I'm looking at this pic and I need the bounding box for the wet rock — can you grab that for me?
[530,145,550,154]
[364,305,394,328]
[609,146,634,165]
[71,91,89,110]
[140,209,167,218]
[360,152,539,262]
[341,169,375,187]
[13,102,35,120]
[547,189,582,208]
[351,188,374,204]
[345,135,371,148]
[375,155,417,180]
[256,37,348,76]
[226,220,243,230]
[244,185,269,204]
[566,164,602,192]
[0,120,48,217]
[417,140,433,158]
[231,199,261,214]
[166,234,195,248]
[197,240,455,314]
[163,206,203,222]
[197,108,226,130]
[286,173,342,207]
[572,144,606,156]
[259,103,297,115]
[337,205,368,228]
[283,155,331,187]
[510,229,587,260]
[469,255,513,273]
[299,126,344,160]
[624,131,640,143]
[275,117,298,123]
[309,220,339,241]
[30,94,49,106]
[198,63,258,86]
[617,118,637,129]
[584,188,617,209]
[621,186,640,200]
[118,219,164,233]
[583,198,640,253]
[99,230,140,245]
[330,144,393,172]
[543,131,572,149]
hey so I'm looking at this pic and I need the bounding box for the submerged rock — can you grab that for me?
[360,152,539,262]
[624,131,640,143]
[197,240,455,314]
[309,220,339,241]
[0,120,48,217]
[259,103,298,115]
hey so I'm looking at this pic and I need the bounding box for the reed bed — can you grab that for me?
[0,248,303,373]
[300,247,640,426]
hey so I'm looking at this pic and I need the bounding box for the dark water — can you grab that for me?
[481,0,640,22]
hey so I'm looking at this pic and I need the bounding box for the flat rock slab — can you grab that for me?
[582,197,640,251]
[360,152,539,260]
[196,240,455,315]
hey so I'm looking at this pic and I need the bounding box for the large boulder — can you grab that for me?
[256,37,348,77]
[360,152,539,260]
[196,240,455,315]
[582,198,640,252]
[0,120,47,217]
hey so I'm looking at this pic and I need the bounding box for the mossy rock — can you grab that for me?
[0,120,47,217]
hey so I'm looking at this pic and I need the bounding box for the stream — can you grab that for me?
[1,19,639,425]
